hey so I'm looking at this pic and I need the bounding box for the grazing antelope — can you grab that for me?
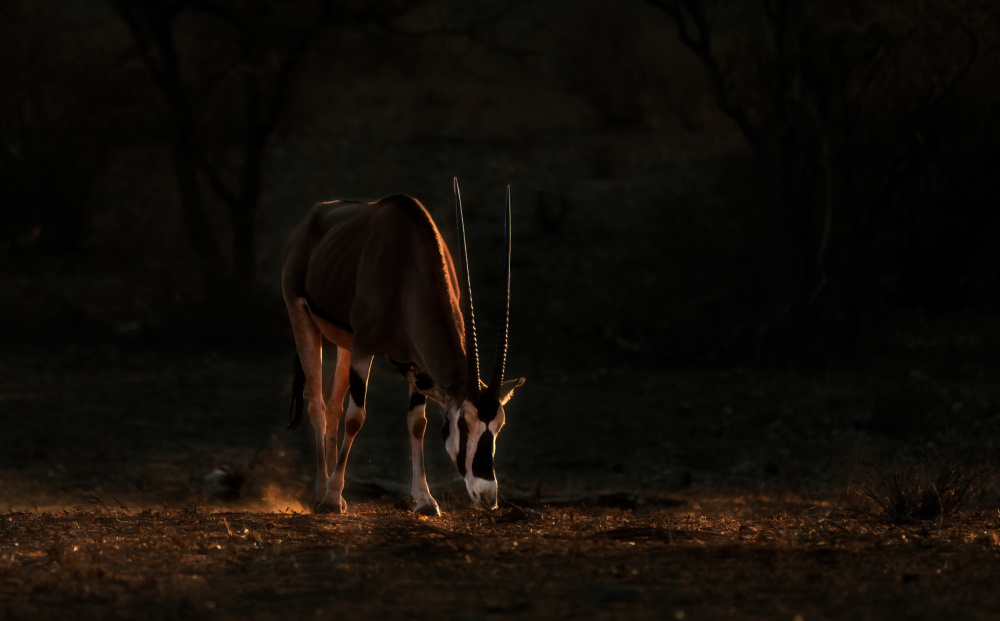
[281,179,524,515]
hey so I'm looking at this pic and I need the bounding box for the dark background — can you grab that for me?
[2,0,1000,506]
[4,0,1000,364]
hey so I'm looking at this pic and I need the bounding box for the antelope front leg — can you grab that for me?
[406,388,440,516]
[284,296,330,506]
[316,354,372,514]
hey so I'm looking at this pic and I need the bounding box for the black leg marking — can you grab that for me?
[411,416,426,440]
[346,417,363,436]
[442,419,451,442]
[471,431,495,479]
[408,391,426,411]
[456,417,469,477]
[349,367,366,408]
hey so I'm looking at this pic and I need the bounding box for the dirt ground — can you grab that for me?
[4,500,1000,621]
[2,329,1000,620]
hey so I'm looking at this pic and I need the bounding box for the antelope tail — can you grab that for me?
[288,355,306,431]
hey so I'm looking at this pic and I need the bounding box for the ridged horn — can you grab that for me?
[454,177,481,398]
[485,185,512,403]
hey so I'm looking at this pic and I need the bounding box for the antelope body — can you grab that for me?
[281,179,523,514]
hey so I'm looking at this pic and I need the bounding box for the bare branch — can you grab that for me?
[258,1,333,138]
[917,25,978,120]
[644,0,764,154]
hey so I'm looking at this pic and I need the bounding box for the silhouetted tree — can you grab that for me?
[0,2,113,257]
[646,0,1000,355]
[112,0,335,294]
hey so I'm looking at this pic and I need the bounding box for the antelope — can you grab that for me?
[281,178,524,515]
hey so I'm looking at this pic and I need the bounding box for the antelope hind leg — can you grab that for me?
[316,353,373,514]
[284,296,331,506]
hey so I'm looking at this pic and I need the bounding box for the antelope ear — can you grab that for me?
[498,377,526,405]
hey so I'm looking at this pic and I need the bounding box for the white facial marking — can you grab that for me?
[463,417,497,510]
[443,400,500,510]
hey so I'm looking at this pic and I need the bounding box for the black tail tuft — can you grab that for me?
[288,355,306,431]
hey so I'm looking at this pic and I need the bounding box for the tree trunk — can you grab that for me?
[169,116,229,289]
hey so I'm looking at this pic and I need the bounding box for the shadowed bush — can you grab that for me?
[859,449,993,523]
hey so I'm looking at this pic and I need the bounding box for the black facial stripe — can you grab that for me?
[471,430,495,480]
[475,395,501,423]
[408,391,426,411]
[415,373,435,391]
[349,368,366,408]
[442,418,450,442]
[456,417,469,477]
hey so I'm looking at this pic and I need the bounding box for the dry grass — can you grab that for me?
[858,449,994,523]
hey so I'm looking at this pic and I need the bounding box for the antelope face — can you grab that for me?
[449,178,525,510]
[443,399,505,510]
[442,378,523,509]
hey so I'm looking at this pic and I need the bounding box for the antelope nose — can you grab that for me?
[468,477,498,510]
[479,481,498,510]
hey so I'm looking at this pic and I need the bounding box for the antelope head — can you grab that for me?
[443,179,525,510]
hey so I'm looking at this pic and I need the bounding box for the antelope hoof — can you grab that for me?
[315,497,348,514]
[414,502,441,517]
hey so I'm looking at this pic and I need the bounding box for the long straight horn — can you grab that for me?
[454,177,481,398]
[486,185,512,402]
